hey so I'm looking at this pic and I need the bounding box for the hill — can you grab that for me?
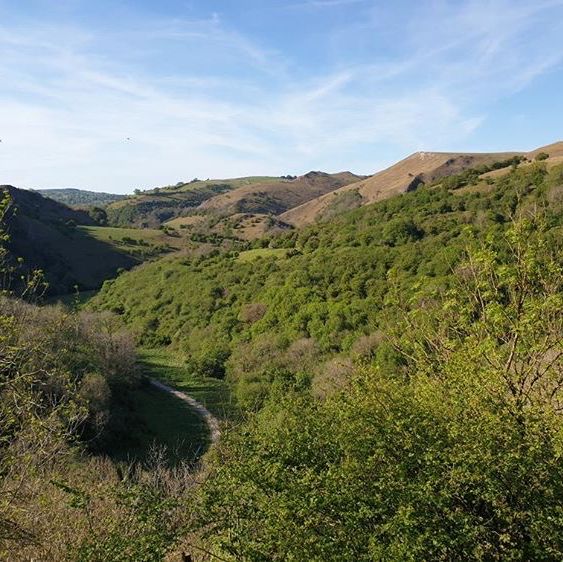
[1,186,139,294]
[89,156,563,558]
[105,172,363,239]
[199,171,364,215]
[91,158,563,400]
[159,171,363,241]
[281,150,525,226]
[35,188,127,207]
[106,176,287,228]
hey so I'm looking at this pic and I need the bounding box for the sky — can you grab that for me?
[1,0,563,193]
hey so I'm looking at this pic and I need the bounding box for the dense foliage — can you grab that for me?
[36,188,127,208]
[0,193,189,560]
[92,162,563,407]
[3,159,563,560]
[192,216,563,560]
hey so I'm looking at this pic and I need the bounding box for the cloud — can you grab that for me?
[290,0,368,8]
[0,1,562,191]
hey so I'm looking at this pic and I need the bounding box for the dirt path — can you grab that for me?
[149,379,221,444]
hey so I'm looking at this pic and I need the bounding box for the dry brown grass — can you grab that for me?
[282,142,563,227]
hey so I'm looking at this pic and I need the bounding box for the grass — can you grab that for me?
[160,176,282,194]
[236,248,290,262]
[100,349,236,466]
[102,382,210,466]
[80,225,181,246]
[79,225,187,258]
[164,215,206,229]
[138,349,237,420]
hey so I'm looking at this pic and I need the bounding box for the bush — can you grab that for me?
[193,218,563,560]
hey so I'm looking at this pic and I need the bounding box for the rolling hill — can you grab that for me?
[106,176,287,228]
[199,171,365,215]
[35,188,127,207]
[1,186,138,294]
[280,150,524,227]
[161,171,364,241]
[91,154,563,394]
[281,142,563,227]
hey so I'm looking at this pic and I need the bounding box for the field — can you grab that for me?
[79,225,186,258]
[104,383,210,465]
[138,349,237,421]
[236,247,290,262]
[99,348,235,466]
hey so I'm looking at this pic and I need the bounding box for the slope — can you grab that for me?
[2,185,138,294]
[281,150,523,227]
[106,176,287,228]
[35,188,126,207]
[199,171,364,215]
[91,159,563,406]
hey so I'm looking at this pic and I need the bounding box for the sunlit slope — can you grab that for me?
[199,171,364,215]
[106,176,287,227]
[281,151,521,227]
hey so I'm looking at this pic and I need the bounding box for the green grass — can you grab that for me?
[139,349,237,421]
[101,349,236,466]
[80,225,170,244]
[103,382,209,466]
[79,225,185,257]
[236,248,290,262]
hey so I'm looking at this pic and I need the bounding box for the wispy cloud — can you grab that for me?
[290,0,368,8]
[0,0,562,191]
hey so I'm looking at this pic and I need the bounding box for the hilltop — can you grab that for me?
[35,188,127,207]
[161,170,364,241]
[281,142,563,226]
[0,186,187,294]
[105,172,363,237]
[199,171,364,215]
[106,176,287,228]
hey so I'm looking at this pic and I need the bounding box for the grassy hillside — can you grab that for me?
[280,143,563,227]
[80,225,186,259]
[91,160,563,406]
[199,171,364,215]
[0,186,205,295]
[35,188,126,207]
[1,185,141,294]
[88,158,563,559]
[105,172,363,241]
[106,176,286,228]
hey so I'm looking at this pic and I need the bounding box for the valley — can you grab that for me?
[2,142,562,560]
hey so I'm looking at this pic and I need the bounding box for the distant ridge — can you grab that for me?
[280,141,563,227]
[199,171,365,215]
[35,188,126,207]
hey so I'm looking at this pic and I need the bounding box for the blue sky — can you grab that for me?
[1,0,563,193]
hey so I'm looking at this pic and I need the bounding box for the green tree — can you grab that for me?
[192,217,563,561]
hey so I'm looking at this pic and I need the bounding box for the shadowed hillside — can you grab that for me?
[1,185,137,294]
[200,171,364,215]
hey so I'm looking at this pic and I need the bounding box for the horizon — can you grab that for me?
[22,139,562,195]
[1,0,563,193]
